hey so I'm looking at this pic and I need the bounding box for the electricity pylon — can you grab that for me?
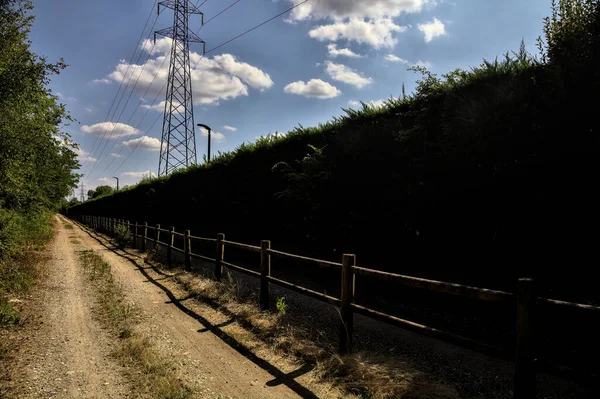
[155,0,205,176]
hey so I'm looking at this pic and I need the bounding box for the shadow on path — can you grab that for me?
[72,220,319,399]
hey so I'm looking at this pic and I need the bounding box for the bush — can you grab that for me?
[114,223,132,249]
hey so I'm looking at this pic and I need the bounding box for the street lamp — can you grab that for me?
[113,176,119,191]
[197,123,212,163]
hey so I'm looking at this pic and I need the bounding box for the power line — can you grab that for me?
[203,0,242,26]
[109,0,309,176]
[205,0,309,55]
[80,0,160,176]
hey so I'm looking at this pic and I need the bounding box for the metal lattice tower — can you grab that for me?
[155,0,205,176]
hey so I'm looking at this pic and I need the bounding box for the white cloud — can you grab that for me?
[98,177,112,183]
[327,44,362,58]
[92,78,112,84]
[199,127,226,141]
[56,92,77,103]
[110,153,123,158]
[142,100,184,113]
[413,60,432,69]
[288,0,430,21]
[75,148,96,163]
[222,125,237,131]
[122,136,161,151]
[96,38,273,106]
[85,107,93,113]
[284,79,341,99]
[81,122,140,138]
[325,61,372,88]
[121,171,157,179]
[385,54,408,63]
[348,99,387,109]
[418,17,446,42]
[309,18,406,48]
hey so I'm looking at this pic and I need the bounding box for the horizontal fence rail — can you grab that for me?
[74,214,599,398]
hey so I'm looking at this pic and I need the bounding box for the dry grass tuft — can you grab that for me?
[168,267,459,399]
[79,250,191,399]
[62,223,74,230]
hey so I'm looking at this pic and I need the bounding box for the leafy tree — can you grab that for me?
[87,185,114,200]
[0,0,79,259]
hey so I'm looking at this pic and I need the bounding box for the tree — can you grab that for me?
[1,0,80,258]
[87,186,114,200]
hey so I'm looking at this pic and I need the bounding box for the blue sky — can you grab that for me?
[29,0,551,191]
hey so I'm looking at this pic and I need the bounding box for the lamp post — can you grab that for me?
[197,123,212,163]
[113,176,119,191]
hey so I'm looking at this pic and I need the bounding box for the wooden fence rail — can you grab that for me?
[75,214,600,398]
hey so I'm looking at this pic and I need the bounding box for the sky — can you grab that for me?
[29,0,552,192]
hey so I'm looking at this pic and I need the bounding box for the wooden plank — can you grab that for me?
[222,240,260,253]
[267,276,341,306]
[351,303,506,358]
[184,230,191,269]
[222,261,261,278]
[352,266,514,302]
[190,252,215,262]
[189,234,216,242]
[167,227,174,267]
[267,248,342,270]
[538,297,600,314]
[340,254,355,354]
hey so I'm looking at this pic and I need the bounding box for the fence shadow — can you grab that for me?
[73,221,319,399]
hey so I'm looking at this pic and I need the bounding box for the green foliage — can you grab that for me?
[114,223,132,249]
[0,0,79,259]
[87,185,114,200]
[276,296,287,316]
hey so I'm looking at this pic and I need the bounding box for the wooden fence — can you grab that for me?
[74,214,599,398]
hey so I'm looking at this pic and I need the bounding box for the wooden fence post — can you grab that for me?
[134,222,138,248]
[515,278,536,399]
[339,254,356,354]
[156,224,161,247]
[215,233,225,281]
[167,227,174,267]
[184,230,191,269]
[142,222,148,252]
[260,240,271,310]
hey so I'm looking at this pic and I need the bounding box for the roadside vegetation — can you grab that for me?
[79,249,191,399]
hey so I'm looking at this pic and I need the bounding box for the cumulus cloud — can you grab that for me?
[97,177,113,183]
[287,0,431,48]
[199,127,226,141]
[327,44,362,58]
[121,171,157,179]
[309,18,406,48]
[122,136,161,151]
[413,60,432,69]
[110,153,123,158]
[284,79,341,99]
[96,38,273,106]
[325,61,372,88]
[385,54,408,63]
[288,0,430,21]
[76,148,96,163]
[81,122,140,138]
[223,125,237,131]
[418,17,446,42]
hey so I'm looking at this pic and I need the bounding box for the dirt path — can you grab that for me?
[4,217,131,398]
[66,216,309,399]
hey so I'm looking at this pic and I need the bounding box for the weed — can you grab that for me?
[0,301,20,326]
[276,296,287,316]
[78,249,191,399]
[63,223,73,230]
[114,223,132,249]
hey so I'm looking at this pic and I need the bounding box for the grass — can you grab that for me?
[78,249,191,399]
[0,250,45,328]
[63,222,74,229]
[167,266,458,399]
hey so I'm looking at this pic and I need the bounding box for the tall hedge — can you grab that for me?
[70,1,600,299]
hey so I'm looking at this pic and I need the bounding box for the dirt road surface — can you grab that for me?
[3,217,312,399]
[4,217,132,398]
